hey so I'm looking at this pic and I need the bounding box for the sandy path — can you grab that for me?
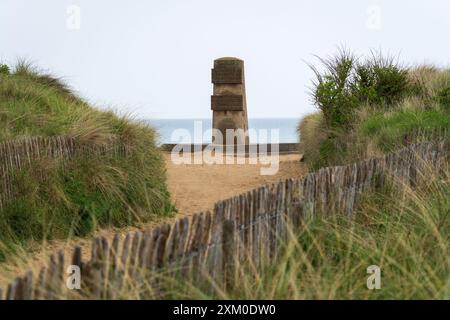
[0,153,307,287]
[166,153,306,215]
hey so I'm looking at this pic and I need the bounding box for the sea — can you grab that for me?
[146,118,299,145]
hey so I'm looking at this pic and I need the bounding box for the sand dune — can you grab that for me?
[0,153,306,287]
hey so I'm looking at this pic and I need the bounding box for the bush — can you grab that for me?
[353,54,410,105]
[310,49,411,129]
[0,64,10,75]
[309,48,358,128]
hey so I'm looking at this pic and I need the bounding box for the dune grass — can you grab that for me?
[0,62,174,261]
[272,52,450,299]
[63,160,448,300]
[359,105,449,152]
[299,56,450,169]
[1,55,448,300]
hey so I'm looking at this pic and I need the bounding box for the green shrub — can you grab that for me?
[310,48,358,128]
[353,54,410,105]
[310,49,412,129]
[0,64,9,76]
[304,50,450,170]
[435,86,450,108]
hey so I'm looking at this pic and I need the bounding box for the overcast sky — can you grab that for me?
[1,0,449,119]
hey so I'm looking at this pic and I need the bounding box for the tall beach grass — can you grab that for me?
[0,62,174,261]
[58,159,449,300]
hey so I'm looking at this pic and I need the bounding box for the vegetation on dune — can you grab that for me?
[300,49,450,169]
[1,51,448,299]
[360,106,450,152]
[0,62,174,260]
[182,166,448,299]
[68,162,449,300]
[309,48,411,128]
[251,49,450,300]
[147,51,449,301]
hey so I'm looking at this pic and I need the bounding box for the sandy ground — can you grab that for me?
[0,153,307,287]
[166,153,306,215]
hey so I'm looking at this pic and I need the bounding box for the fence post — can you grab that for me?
[222,219,235,292]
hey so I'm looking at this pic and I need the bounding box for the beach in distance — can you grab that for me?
[146,118,300,144]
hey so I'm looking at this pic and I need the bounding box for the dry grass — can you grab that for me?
[0,62,174,262]
[51,161,449,300]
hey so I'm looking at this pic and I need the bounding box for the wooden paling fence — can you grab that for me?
[1,138,448,300]
[0,135,127,209]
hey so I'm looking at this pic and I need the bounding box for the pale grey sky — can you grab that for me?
[1,0,449,119]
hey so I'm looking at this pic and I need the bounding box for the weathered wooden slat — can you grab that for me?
[110,234,121,272]
[142,230,156,269]
[153,224,171,269]
[22,271,34,300]
[120,232,132,268]
[34,266,47,300]
[222,220,235,290]
[129,231,143,275]
[200,211,213,265]
[72,246,82,268]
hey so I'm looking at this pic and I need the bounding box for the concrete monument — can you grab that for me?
[211,57,249,146]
